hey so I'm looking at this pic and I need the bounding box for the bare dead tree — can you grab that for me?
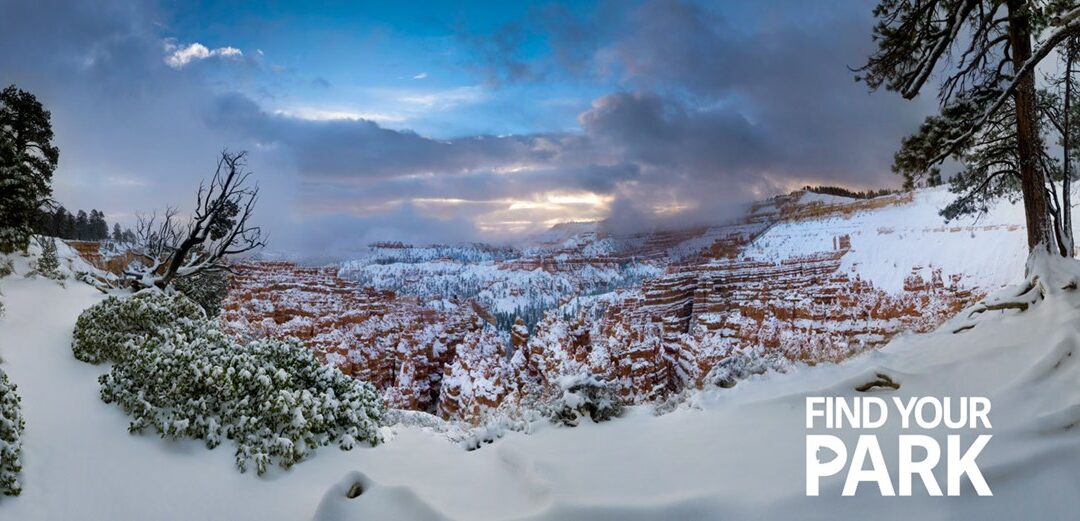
[124,208,182,285]
[125,150,266,289]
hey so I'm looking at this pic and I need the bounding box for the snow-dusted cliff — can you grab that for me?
[220,187,1044,424]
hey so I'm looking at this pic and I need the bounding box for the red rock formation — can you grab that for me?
[218,190,988,422]
[221,262,484,418]
[523,236,982,402]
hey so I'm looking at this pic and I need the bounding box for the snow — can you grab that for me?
[339,258,658,318]
[796,190,861,205]
[745,187,1031,294]
[1,237,1080,519]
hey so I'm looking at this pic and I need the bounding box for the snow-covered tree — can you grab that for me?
[546,373,623,427]
[125,150,265,289]
[0,85,59,254]
[34,236,60,279]
[930,67,1080,257]
[0,368,24,496]
[1040,40,1080,256]
[859,0,1080,254]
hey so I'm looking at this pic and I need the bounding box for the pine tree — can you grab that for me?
[74,210,88,240]
[88,209,108,241]
[51,206,70,238]
[858,0,1080,255]
[35,236,60,279]
[62,210,75,239]
[173,270,231,317]
[0,368,24,496]
[0,85,59,253]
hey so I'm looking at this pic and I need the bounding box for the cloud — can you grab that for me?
[393,85,486,110]
[0,0,940,257]
[163,41,243,69]
[273,107,404,124]
[465,0,936,192]
[412,72,428,80]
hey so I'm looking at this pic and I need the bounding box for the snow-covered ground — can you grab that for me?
[746,187,1029,293]
[3,238,1080,519]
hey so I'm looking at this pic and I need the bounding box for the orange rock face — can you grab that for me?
[221,262,487,416]
[511,237,981,404]
[217,191,986,424]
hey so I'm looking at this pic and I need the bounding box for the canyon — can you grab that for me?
[217,187,1019,424]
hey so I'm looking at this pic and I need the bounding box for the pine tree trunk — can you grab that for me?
[1008,0,1055,254]
[1064,42,1075,256]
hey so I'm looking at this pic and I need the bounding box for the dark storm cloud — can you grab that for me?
[0,0,937,256]
[579,91,771,174]
[208,92,583,181]
[471,0,937,189]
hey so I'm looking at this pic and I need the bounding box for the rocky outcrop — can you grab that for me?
[220,189,992,424]
[221,262,485,418]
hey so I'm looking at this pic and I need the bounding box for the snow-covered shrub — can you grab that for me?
[0,368,24,496]
[98,320,384,475]
[0,259,13,278]
[460,417,514,451]
[71,290,204,364]
[457,407,542,450]
[652,389,692,416]
[546,374,623,427]
[705,347,792,389]
[173,270,230,318]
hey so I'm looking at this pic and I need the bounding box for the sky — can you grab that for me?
[0,0,939,257]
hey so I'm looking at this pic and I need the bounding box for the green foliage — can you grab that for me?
[207,199,240,241]
[74,291,385,475]
[33,206,126,242]
[891,95,987,191]
[173,270,230,318]
[546,374,623,427]
[35,236,61,279]
[0,368,24,496]
[0,85,59,254]
[72,290,205,364]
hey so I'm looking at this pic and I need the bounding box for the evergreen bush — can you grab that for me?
[71,290,204,364]
[0,368,24,496]
[546,374,623,427]
[705,347,791,389]
[173,270,230,318]
[74,291,385,475]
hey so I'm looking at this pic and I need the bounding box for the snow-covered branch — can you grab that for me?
[930,9,1080,165]
[124,150,265,289]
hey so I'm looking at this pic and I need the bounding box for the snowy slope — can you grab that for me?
[746,187,1030,293]
[4,245,1080,519]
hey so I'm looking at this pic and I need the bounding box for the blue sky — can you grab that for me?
[162,0,607,137]
[0,0,937,256]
